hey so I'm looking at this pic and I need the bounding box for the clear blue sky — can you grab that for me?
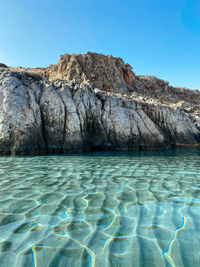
[0,0,200,89]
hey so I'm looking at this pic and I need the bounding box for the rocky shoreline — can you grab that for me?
[0,52,199,155]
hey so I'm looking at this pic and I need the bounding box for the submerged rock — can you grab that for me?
[0,52,199,155]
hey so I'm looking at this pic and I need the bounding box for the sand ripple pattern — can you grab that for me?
[0,149,200,266]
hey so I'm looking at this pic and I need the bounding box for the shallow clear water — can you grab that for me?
[0,149,200,267]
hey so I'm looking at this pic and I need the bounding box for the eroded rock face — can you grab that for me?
[40,52,135,94]
[0,52,199,155]
[0,71,45,155]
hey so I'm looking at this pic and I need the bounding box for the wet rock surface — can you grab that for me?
[0,52,199,155]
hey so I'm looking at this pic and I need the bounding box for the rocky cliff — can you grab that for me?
[0,52,199,155]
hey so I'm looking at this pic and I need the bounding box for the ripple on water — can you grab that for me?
[0,148,200,266]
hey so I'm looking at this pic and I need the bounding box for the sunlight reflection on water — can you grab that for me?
[0,148,200,266]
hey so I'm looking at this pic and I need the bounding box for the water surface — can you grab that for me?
[0,149,200,266]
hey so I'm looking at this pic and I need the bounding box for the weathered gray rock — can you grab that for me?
[0,71,45,155]
[0,52,199,155]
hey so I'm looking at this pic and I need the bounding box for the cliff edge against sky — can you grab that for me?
[0,52,199,155]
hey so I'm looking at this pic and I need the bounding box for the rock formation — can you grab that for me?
[0,52,199,155]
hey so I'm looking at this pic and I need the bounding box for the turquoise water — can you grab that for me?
[0,149,200,267]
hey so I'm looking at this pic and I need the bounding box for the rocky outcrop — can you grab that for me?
[0,63,8,69]
[42,52,135,94]
[0,52,199,155]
